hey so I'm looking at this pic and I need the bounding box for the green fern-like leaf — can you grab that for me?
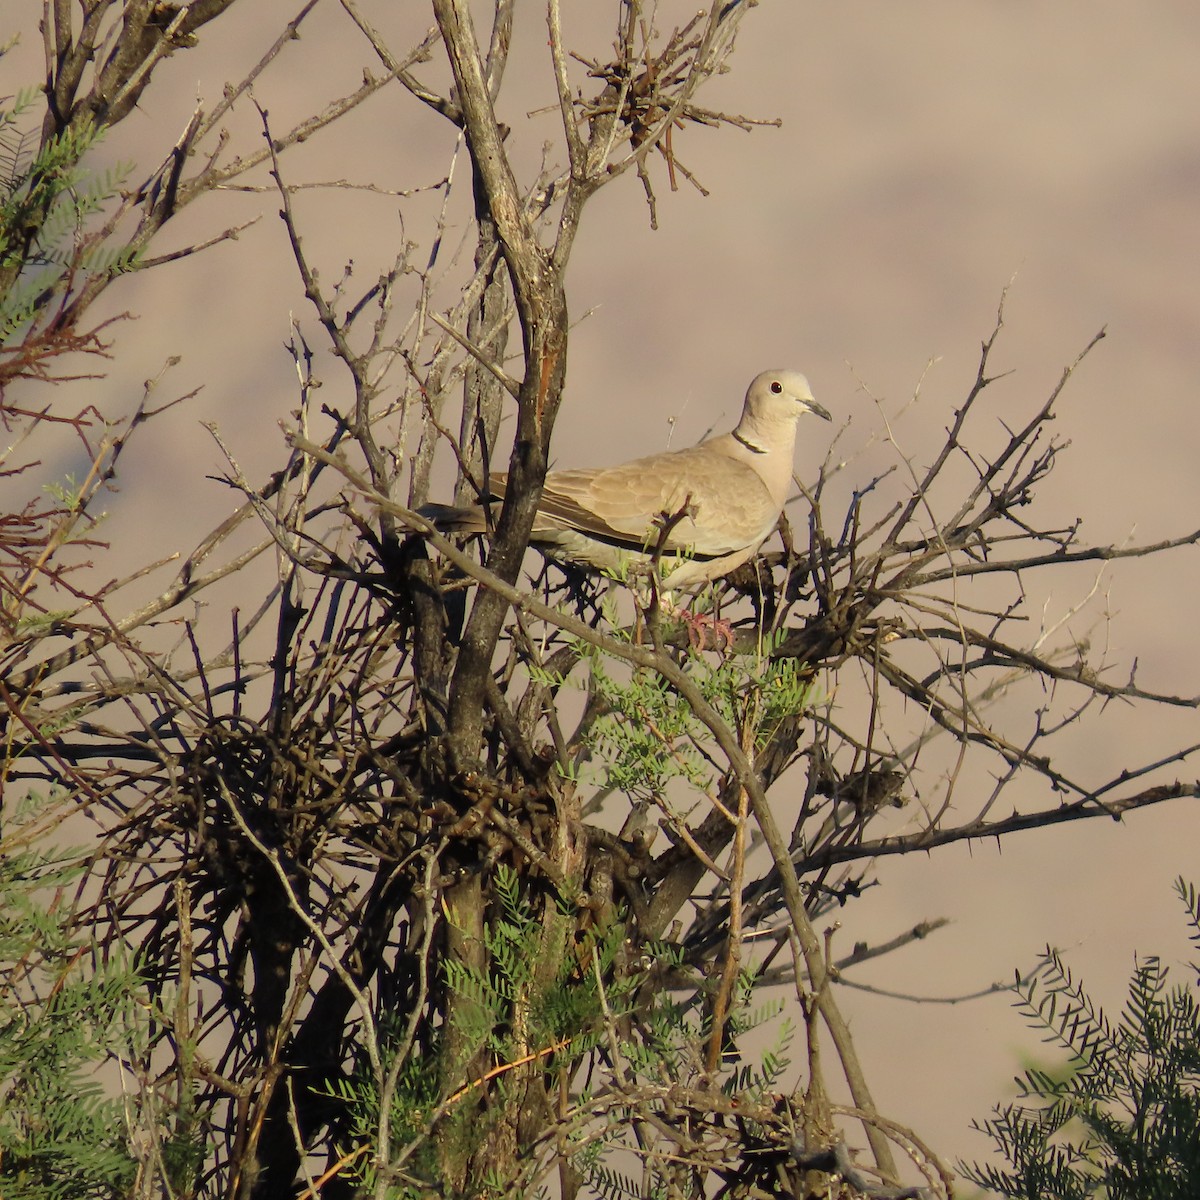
[0,104,135,348]
[0,807,193,1200]
[964,882,1200,1199]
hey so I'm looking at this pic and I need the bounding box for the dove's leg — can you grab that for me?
[676,607,735,653]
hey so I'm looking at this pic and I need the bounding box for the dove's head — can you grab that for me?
[741,369,832,430]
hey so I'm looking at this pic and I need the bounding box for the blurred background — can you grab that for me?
[6,0,1200,1170]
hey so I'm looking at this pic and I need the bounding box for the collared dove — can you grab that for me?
[424,369,830,588]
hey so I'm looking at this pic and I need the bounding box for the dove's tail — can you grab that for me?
[416,502,489,535]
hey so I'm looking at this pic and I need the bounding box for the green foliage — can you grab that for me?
[0,94,137,343]
[327,864,642,1195]
[448,865,625,1047]
[964,877,1200,1200]
[724,973,792,1099]
[561,620,814,802]
[0,86,39,190]
[326,864,796,1198]
[584,646,712,797]
[0,804,148,1200]
[321,1020,443,1196]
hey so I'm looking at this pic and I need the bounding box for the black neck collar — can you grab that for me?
[732,429,767,454]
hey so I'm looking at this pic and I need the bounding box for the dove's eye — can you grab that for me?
[770,381,783,394]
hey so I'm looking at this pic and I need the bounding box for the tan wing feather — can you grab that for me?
[528,439,777,556]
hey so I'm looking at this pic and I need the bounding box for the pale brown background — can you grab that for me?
[6,0,1200,1172]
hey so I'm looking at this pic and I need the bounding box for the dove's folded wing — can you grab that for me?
[532,441,778,557]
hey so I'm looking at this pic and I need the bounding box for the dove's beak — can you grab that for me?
[805,399,833,422]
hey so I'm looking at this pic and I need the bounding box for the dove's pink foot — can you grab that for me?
[679,608,735,653]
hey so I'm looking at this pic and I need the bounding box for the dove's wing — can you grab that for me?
[528,437,778,557]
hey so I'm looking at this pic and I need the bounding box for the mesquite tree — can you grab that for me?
[2,4,1197,1199]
